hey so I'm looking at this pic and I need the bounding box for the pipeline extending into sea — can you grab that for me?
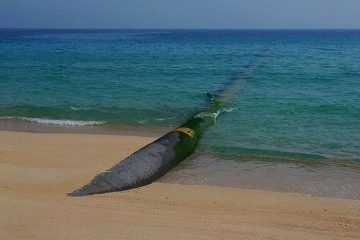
[69,53,267,197]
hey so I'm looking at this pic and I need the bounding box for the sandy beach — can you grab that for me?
[0,130,359,240]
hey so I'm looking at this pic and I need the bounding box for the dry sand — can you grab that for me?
[0,130,359,240]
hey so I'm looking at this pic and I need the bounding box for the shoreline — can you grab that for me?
[1,121,360,200]
[0,118,171,137]
[1,130,359,239]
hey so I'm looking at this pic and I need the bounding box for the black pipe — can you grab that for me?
[68,113,214,196]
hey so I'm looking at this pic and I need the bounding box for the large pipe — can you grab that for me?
[69,105,217,196]
[69,55,265,197]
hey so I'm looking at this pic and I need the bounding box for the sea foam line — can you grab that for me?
[0,116,105,126]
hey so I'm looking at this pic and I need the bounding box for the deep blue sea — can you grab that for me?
[1,29,359,198]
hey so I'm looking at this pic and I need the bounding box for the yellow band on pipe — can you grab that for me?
[173,127,195,138]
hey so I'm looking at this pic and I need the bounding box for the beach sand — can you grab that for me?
[0,130,359,240]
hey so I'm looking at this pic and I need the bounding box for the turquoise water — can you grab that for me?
[1,29,359,162]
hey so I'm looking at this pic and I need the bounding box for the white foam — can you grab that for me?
[223,107,238,113]
[70,106,90,111]
[194,107,237,122]
[194,110,222,121]
[70,106,80,110]
[155,117,174,122]
[0,116,105,126]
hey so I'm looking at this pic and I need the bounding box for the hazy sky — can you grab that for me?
[1,0,359,29]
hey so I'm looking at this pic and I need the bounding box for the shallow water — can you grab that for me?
[160,153,360,200]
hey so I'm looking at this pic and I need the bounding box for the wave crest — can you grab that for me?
[0,116,105,126]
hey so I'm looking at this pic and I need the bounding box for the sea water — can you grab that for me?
[1,29,359,198]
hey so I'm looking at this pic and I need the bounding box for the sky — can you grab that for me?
[0,0,359,29]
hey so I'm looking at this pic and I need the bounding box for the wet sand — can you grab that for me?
[0,130,359,240]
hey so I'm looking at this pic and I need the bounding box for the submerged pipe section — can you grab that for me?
[69,55,265,197]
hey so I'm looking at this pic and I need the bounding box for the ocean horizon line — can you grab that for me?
[1,27,360,31]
